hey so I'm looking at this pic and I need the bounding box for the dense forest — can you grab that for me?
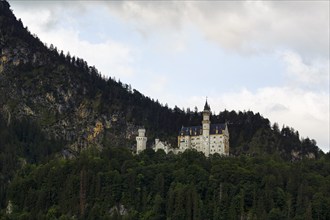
[1,138,330,219]
[0,115,329,219]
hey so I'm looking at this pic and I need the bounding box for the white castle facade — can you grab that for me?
[136,101,230,157]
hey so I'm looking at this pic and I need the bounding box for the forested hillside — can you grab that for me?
[0,1,328,219]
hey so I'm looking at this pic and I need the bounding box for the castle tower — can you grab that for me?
[136,128,147,154]
[202,99,211,156]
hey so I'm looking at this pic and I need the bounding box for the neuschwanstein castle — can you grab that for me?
[136,101,230,157]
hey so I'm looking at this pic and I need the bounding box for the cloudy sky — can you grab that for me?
[9,1,329,152]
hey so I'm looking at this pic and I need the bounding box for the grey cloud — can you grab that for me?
[104,1,187,31]
[9,1,329,59]
[281,50,329,91]
[103,1,329,59]
[268,104,289,113]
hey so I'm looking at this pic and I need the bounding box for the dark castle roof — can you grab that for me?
[179,124,226,136]
[204,100,211,111]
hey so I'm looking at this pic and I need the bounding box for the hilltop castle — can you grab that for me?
[136,101,230,157]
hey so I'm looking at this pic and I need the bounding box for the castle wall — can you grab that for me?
[179,135,191,151]
[177,132,229,157]
[210,134,225,155]
[190,136,201,151]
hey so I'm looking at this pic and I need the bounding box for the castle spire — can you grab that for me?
[204,97,210,111]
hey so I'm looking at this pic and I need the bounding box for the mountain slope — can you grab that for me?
[1,0,147,151]
[0,0,322,160]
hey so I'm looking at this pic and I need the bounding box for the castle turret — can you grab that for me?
[136,129,147,154]
[202,99,211,156]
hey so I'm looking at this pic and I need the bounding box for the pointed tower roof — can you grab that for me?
[204,98,211,111]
